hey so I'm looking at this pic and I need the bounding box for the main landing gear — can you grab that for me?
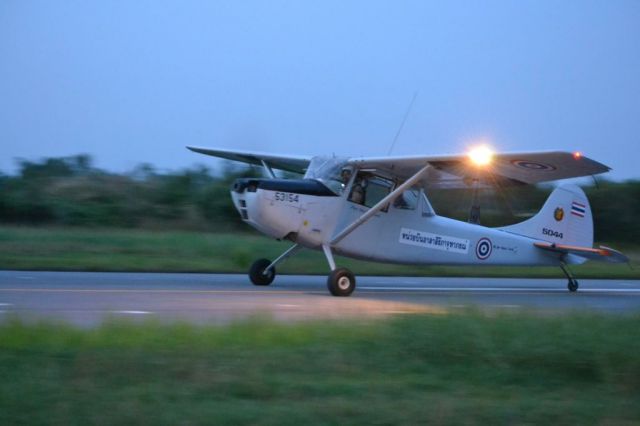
[249,258,276,286]
[248,244,301,286]
[560,262,579,292]
[247,243,356,297]
[322,244,355,296]
[327,268,356,297]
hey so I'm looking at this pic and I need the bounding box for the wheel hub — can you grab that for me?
[337,276,351,290]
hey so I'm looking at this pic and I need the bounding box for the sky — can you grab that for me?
[1,1,639,180]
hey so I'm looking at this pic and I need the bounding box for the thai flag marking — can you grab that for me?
[571,201,586,218]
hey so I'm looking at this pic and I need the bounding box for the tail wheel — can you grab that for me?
[327,268,356,297]
[568,279,579,292]
[249,258,275,286]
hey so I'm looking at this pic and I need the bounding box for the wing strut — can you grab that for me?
[260,160,276,179]
[330,164,432,245]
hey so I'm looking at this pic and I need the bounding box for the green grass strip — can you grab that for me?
[1,312,639,425]
[1,226,638,278]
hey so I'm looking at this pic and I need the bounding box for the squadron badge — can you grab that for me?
[554,207,564,222]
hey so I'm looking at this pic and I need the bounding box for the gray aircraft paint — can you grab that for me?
[232,178,584,268]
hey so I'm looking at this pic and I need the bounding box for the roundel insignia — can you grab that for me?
[475,238,492,260]
[554,207,564,222]
[510,159,556,171]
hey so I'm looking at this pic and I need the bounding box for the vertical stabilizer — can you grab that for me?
[499,184,593,247]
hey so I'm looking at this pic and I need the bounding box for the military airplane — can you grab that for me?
[188,145,627,296]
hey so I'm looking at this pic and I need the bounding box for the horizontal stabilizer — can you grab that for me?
[534,242,629,263]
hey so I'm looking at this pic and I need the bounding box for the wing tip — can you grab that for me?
[186,145,208,153]
[186,145,204,153]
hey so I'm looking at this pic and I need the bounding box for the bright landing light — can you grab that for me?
[468,145,494,166]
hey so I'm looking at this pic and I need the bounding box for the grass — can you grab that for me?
[0,226,638,278]
[0,312,639,425]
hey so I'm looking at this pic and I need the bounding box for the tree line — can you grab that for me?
[1,155,638,243]
[0,155,259,231]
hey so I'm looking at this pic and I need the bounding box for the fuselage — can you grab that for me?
[231,178,567,267]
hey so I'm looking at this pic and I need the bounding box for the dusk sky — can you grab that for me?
[1,1,639,180]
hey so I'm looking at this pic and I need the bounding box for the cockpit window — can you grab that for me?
[304,156,351,195]
[347,171,395,211]
[393,188,419,210]
[361,175,394,209]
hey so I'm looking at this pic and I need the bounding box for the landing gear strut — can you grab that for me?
[247,243,357,296]
[323,244,355,297]
[560,262,579,292]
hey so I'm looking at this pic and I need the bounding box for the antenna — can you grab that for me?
[387,91,418,155]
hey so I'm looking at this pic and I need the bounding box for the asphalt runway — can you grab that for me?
[1,271,639,326]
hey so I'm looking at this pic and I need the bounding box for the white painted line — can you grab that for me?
[113,310,152,315]
[17,276,34,280]
[276,304,299,308]
[0,303,12,306]
[359,286,640,293]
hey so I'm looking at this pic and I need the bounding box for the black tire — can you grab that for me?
[568,279,579,292]
[327,268,356,297]
[249,258,275,286]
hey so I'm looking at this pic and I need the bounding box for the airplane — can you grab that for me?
[188,145,628,296]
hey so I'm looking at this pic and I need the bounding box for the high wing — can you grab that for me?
[347,151,610,187]
[534,242,629,263]
[188,146,610,188]
[187,146,311,174]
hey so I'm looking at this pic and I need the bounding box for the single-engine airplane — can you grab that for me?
[188,145,628,296]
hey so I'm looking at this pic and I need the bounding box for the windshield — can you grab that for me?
[304,156,350,195]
